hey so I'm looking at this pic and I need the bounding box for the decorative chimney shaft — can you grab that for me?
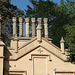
[43,18,48,38]
[25,18,29,37]
[19,16,23,37]
[37,18,42,42]
[60,37,65,54]
[12,17,17,37]
[31,18,36,37]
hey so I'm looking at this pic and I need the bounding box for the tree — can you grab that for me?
[65,21,75,62]
[25,0,75,62]
[63,0,75,62]
[25,0,69,47]
[0,0,24,47]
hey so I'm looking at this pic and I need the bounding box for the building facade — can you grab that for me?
[0,17,75,75]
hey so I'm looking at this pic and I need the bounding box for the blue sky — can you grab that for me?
[11,0,61,11]
[11,0,33,11]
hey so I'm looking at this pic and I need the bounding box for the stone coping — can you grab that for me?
[0,56,4,58]
[10,37,32,40]
[0,41,5,46]
[7,47,15,50]
[45,37,53,41]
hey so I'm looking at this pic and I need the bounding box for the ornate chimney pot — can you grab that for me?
[43,18,48,38]
[25,18,30,37]
[31,18,36,37]
[12,17,17,22]
[31,18,35,23]
[19,16,23,37]
[37,18,41,25]
[12,17,17,37]
[25,17,29,23]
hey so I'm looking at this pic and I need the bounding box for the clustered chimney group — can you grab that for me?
[12,17,48,39]
[0,15,65,54]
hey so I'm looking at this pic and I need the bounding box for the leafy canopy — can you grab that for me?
[0,0,24,47]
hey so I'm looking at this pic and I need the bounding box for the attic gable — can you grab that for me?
[7,37,67,62]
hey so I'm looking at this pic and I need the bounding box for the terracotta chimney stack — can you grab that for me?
[19,16,23,37]
[12,17,17,37]
[43,18,48,38]
[25,18,30,37]
[31,18,36,37]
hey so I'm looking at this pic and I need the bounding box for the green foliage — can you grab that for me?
[65,22,75,62]
[25,0,75,62]
[0,0,24,47]
[65,14,75,62]
[25,0,69,47]
[61,0,75,62]
[25,0,57,17]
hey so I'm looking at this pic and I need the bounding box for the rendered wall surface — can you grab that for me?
[0,58,3,75]
[4,46,75,75]
[33,57,47,75]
